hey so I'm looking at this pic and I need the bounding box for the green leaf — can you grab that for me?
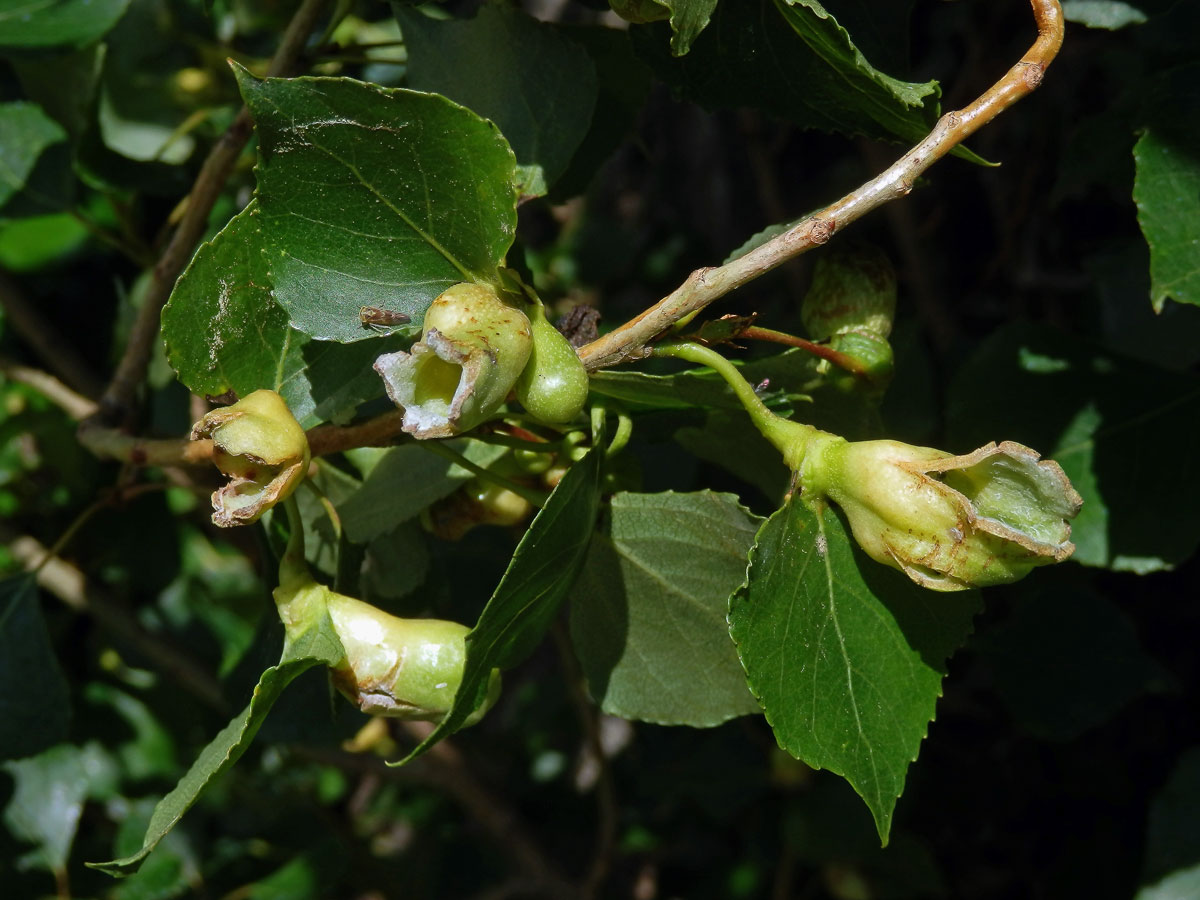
[362,522,430,603]
[570,491,763,726]
[0,102,67,213]
[0,576,70,761]
[947,323,1200,573]
[1136,866,1200,900]
[393,446,603,765]
[1062,1,1148,30]
[0,211,89,270]
[236,68,519,343]
[634,0,939,145]
[336,440,507,543]
[626,0,719,56]
[1142,747,1200,888]
[1134,127,1200,311]
[592,348,878,437]
[589,348,816,413]
[808,0,917,75]
[396,5,598,197]
[729,496,980,843]
[87,611,345,876]
[550,25,652,198]
[84,683,179,782]
[163,202,407,427]
[9,44,105,139]
[0,0,131,51]
[3,743,113,876]
[162,202,290,400]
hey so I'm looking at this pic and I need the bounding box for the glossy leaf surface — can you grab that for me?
[237,70,519,342]
[395,447,602,765]
[397,4,597,197]
[571,491,762,726]
[729,496,980,842]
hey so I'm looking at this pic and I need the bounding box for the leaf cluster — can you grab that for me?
[1,1,1199,898]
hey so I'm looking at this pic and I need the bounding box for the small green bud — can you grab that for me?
[323,591,501,724]
[374,283,532,438]
[515,301,589,424]
[801,437,1082,591]
[191,389,309,527]
[801,245,896,341]
[423,478,535,541]
[825,329,895,397]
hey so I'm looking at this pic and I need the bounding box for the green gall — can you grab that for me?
[826,329,895,397]
[423,478,534,541]
[801,244,897,341]
[801,436,1082,591]
[374,283,532,438]
[301,587,501,724]
[514,301,589,424]
[191,389,309,527]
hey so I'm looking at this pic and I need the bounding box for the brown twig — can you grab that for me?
[576,0,1065,371]
[77,428,216,466]
[0,355,99,419]
[95,0,332,425]
[0,269,105,399]
[79,410,413,468]
[5,528,230,713]
[306,409,407,456]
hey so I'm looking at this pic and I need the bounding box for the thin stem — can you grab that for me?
[653,342,817,463]
[739,326,870,376]
[302,473,342,541]
[606,411,633,458]
[577,0,1065,371]
[94,0,332,425]
[278,495,309,593]
[419,441,549,508]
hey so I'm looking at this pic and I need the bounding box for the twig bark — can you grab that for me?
[0,355,99,419]
[95,0,332,425]
[80,411,415,467]
[576,0,1065,371]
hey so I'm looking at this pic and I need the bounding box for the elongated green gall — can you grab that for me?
[801,244,897,341]
[801,437,1083,591]
[374,283,532,438]
[191,389,309,527]
[325,592,500,723]
[515,301,589,423]
[273,573,501,724]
